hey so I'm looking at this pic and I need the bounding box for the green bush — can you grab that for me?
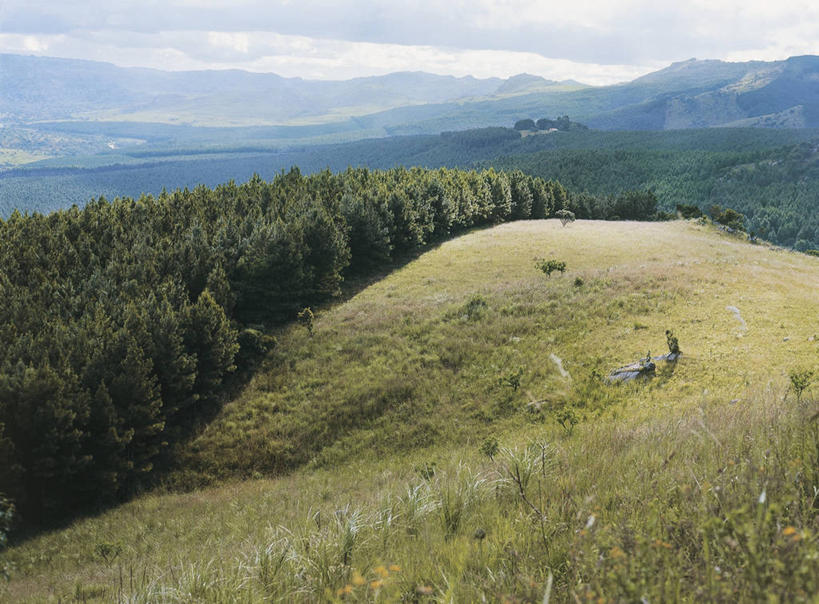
[536,258,567,277]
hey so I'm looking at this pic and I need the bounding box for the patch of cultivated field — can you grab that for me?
[3,220,818,602]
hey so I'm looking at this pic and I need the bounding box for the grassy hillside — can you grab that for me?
[3,220,818,602]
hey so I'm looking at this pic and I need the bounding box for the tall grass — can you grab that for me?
[3,387,817,601]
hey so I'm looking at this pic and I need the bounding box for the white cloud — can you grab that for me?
[0,1,817,81]
[207,32,250,54]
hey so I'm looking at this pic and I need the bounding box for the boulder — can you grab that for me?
[607,353,680,383]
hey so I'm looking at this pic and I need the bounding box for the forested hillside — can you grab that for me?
[3,127,818,250]
[0,166,662,526]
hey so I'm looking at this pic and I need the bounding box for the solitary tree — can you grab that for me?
[556,208,575,226]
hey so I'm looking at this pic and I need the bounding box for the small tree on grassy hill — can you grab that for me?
[298,307,314,336]
[556,209,575,226]
[789,368,814,403]
[666,330,681,355]
[536,258,567,277]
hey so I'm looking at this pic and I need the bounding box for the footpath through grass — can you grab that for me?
[2,219,819,602]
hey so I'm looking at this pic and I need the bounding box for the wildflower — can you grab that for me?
[352,571,366,586]
[389,564,401,572]
[783,526,798,536]
[374,565,389,578]
[336,584,353,597]
[370,580,384,590]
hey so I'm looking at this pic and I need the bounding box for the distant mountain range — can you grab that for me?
[1,53,818,147]
[0,53,585,126]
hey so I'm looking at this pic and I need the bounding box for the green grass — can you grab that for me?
[0,148,51,168]
[2,220,818,602]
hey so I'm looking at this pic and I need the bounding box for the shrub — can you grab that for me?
[499,368,524,391]
[236,329,276,365]
[536,258,567,277]
[789,368,814,403]
[665,330,681,355]
[555,407,580,436]
[556,208,575,226]
[462,295,488,321]
[479,438,499,460]
[297,307,314,336]
[676,203,703,219]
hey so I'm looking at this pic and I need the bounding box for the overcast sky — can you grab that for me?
[1,1,817,84]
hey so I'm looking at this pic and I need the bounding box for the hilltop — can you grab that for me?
[3,219,818,601]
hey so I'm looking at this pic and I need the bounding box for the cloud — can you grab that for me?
[0,1,817,80]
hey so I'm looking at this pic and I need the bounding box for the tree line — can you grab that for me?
[0,166,662,527]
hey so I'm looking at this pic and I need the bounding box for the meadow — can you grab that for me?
[2,219,817,602]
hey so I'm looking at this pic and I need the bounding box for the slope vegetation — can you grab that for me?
[3,220,818,602]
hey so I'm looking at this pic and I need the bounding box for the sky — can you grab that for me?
[0,1,817,85]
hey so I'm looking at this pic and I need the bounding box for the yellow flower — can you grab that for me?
[783,526,798,536]
[336,584,353,596]
[370,580,384,590]
[389,564,401,572]
[352,571,366,586]
[374,565,389,578]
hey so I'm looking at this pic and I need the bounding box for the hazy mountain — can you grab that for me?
[0,54,502,125]
[585,55,819,129]
[1,54,819,156]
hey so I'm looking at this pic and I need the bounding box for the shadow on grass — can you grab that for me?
[7,224,499,544]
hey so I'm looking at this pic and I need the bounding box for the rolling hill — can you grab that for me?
[2,219,818,601]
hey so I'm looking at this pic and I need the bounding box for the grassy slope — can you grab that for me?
[3,220,819,602]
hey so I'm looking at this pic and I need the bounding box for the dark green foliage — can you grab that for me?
[665,330,681,355]
[555,407,580,436]
[788,369,814,403]
[499,368,524,391]
[556,208,575,226]
[297,307,315,336]
[536,258,567,277]
[676,203,703,219]
[710,205,747,231]
[236,329,275,367]
[514,119,536,131]
[479,438,499,460]
[463,295,488,321]
[535,116,588,131]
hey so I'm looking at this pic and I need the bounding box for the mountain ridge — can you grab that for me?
[3,53,818,132]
